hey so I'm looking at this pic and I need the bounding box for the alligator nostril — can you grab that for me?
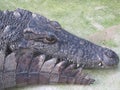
[105,49,115,58]
[103,49,119,67]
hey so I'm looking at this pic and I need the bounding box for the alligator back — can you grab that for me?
[0,9,32,51]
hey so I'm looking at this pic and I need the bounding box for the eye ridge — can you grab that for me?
[46,35,55,41]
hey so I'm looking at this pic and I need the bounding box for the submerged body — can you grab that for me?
[0,9,119,89]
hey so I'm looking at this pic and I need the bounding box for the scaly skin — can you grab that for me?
[0,9,119,89]
[0,49,94,89]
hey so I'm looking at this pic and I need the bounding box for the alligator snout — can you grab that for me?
[21,11,119,69]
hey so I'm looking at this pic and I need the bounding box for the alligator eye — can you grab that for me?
[44,34,57,44]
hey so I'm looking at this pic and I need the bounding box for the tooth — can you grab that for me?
[98,62,102,66]
[77,64,80,67]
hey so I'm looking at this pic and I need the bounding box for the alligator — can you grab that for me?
[0,9,119,89]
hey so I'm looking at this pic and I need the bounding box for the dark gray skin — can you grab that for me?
[23,12,119,69]
[0,9,119,89]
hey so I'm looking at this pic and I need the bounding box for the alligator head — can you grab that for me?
[17,13,119,69]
